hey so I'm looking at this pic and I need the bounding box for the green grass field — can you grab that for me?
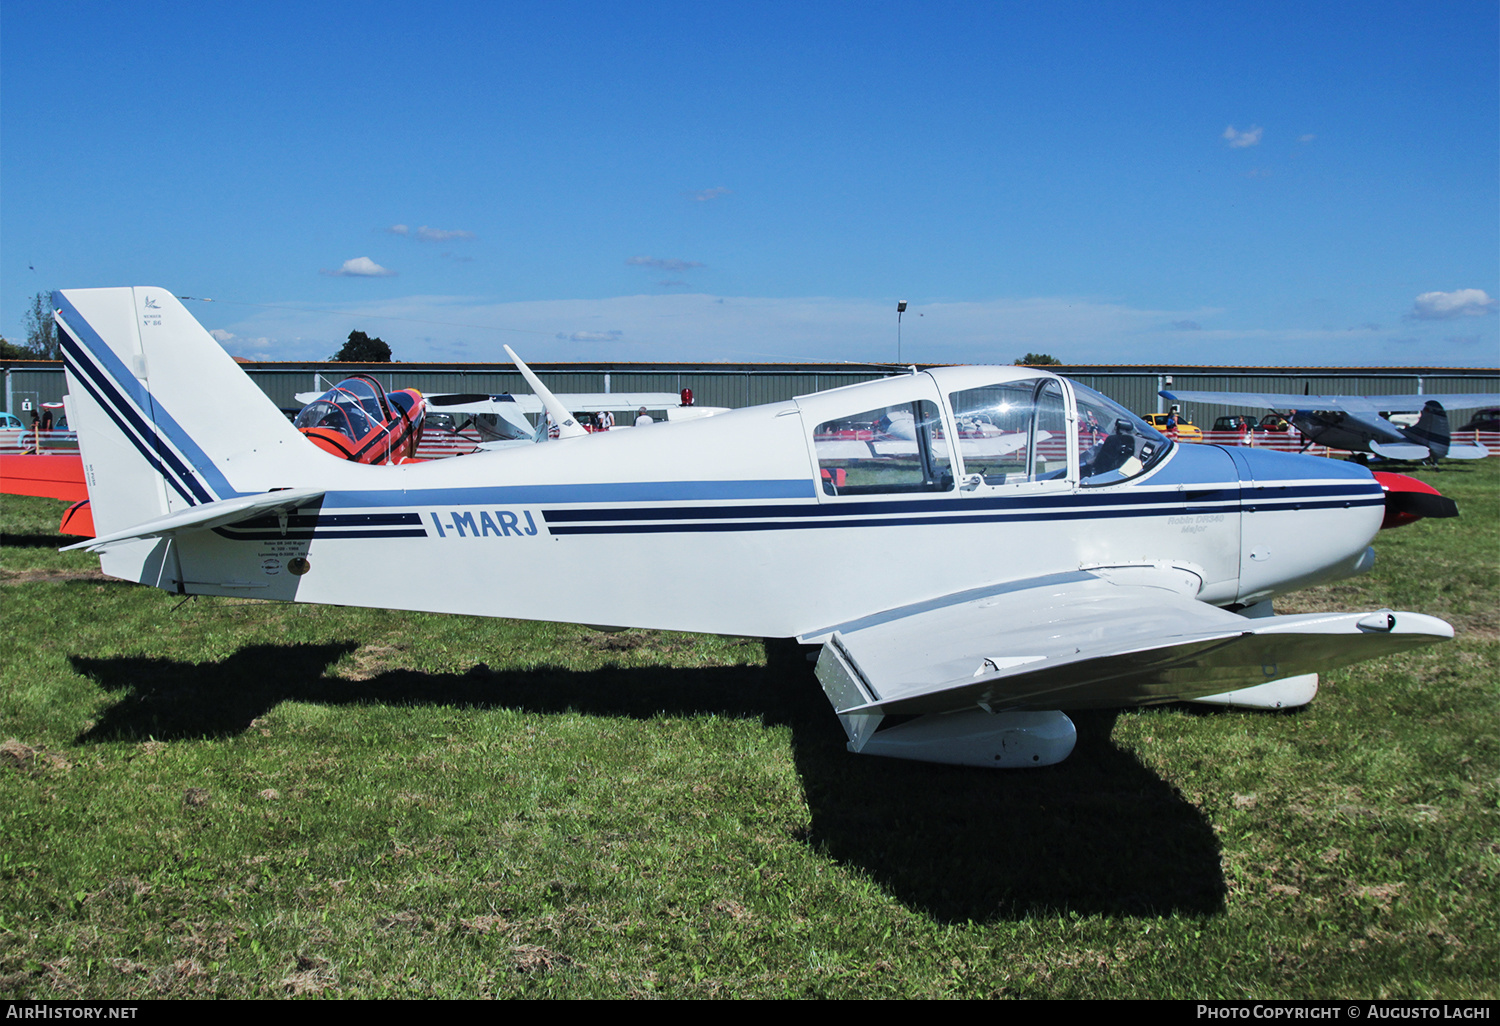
[2,460,1496,998]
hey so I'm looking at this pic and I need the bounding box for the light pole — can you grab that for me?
[897,300,907,364]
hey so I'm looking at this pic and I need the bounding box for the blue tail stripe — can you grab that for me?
[57,329,213,504]
[52,292,245,500]
[61,349,203,507]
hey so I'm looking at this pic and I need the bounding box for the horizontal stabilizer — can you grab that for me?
[62,486,325,553]
[1369,442,1436,461]
[1442,443,1490,460]
[813,573,1452,717]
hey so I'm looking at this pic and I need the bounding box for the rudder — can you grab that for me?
[53,287,324,539]
[1404,400,1450,460]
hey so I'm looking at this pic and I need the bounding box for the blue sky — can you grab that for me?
[3,1,1496,367]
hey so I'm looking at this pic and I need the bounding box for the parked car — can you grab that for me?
[1212,415,1258,433]
[1143,412,1203,441]
[1459,408,1499,432]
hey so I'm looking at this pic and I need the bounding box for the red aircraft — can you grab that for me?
[292,375,427,465]
[3,375,427,538]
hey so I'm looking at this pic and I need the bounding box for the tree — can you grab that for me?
[1014,352,1062,366]
[0,336,34,359]
[24,292,61,359]
[330,330,392,362]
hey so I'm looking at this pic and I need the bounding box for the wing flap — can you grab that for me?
[816,573,1452,716]
[61,486,326,553]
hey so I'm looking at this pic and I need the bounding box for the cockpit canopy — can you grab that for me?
[292,375,392,444]
[292,375,425,463]
[804,369,1173,497]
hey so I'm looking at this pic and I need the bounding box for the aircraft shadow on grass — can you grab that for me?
[3,532,89,549]
[70,637,1226,923]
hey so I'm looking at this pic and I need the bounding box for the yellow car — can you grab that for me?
[1144,412,1203,442]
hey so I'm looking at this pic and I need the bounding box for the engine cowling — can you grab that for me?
[1372,472,1459,529]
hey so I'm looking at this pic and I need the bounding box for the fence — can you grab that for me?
[1189,429,1500,456]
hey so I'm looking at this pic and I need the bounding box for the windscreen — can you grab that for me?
[1071,382,1171,485]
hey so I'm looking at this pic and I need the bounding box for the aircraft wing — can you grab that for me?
[811,570,1452,717]
[1161,390,1500,414]
[365,392,689,415]
[61,486,326,553]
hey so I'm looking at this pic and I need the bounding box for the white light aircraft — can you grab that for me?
[1160,389,1499,463]
[295,377,728,451]
[54,288,1459,768]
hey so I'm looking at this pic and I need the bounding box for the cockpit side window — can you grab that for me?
[1073,382,1171,485]
[293,400,358,442]
[948,381,1037,483]
[814,400,953,496]
[947,378,1070,485]
[338,376,389,424]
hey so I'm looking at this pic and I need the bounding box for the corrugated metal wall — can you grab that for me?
[2,367,68,416]
[1153,371,1500,428]
[6,360,1496,420]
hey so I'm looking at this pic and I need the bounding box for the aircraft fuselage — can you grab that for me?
[98,371,1386,638]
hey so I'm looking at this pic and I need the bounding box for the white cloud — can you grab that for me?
[627,256,705,272]
[206,327,278,359]
[691,187,731,201]
[388,224,474,241]
[1410,289,1496,320]
[321,257,397,277]
[200,292,1493,367]
[1298,133,1316,143]
[556,330,624,342]
[415,225,474,242]
[1222,125,1263,148]
[203,293,1232,365]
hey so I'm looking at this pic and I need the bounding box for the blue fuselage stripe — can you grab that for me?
[540,482,1376,524]
[241,485,1382,540]
[542,497,1383,535]
[213,527,429,540]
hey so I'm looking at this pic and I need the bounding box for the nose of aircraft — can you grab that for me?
[1372,472,1460,529]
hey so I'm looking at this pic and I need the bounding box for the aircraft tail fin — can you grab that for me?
[53,287,324,543]
[1403,400,1450,459]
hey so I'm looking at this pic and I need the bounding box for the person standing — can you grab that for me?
[635,407,654,426]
